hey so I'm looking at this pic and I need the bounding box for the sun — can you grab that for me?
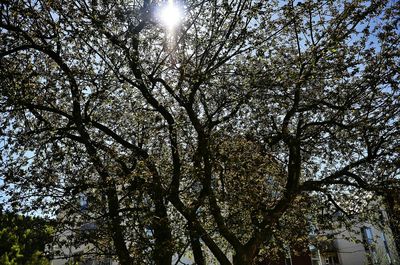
[160,0,182,30]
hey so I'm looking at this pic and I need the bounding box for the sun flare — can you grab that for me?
[160,0,182,30]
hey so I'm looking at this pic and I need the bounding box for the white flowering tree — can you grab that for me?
[1,0,399,264]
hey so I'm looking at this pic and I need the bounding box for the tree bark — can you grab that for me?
[152,169,173,265]
[152,199,173,265]
[189,222,205,265]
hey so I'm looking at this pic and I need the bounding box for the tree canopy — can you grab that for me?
[0,0,399,264]
[0,207,52,265]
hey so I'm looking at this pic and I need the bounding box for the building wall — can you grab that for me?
[262,218,400,265]
[334,230,368,265]
[49,228,117,265]
[328,222,399,265]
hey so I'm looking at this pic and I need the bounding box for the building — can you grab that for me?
[50,194,117,265]
[280,210,399,265]
[51,195,399,265]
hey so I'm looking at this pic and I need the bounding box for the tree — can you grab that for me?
[0,0,399,264]
[0,207,52,265]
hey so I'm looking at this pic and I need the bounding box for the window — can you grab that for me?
[361,227,377,265]
[309,245,322,265]
[76,255,112,265]
[284,245,292,265]
[379,210,388,224]
[362,227,373,244]
[97,258,112,265]
[80,194,89,211]
[381,232,393,265]
[80,222,97,231]
[324,255,340,265]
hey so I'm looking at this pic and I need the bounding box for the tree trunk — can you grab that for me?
[233,251,256,265]
[106,184,135,265]
[189,222,205,265]
[153,200,173,265]
[233,242,261,265]
[152,173,173,265]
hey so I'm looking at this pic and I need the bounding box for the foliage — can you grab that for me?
[0,0,399,264]
[0,208,52,265]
